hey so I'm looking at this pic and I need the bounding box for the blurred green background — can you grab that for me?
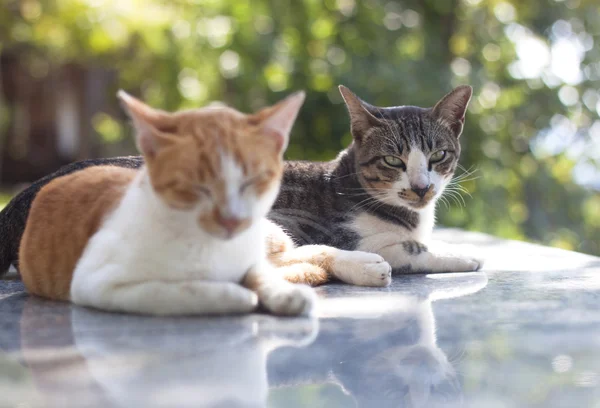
[0,0,598,254]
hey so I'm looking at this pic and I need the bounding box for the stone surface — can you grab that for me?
[1,229,599,408]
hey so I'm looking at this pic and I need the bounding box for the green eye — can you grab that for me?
[430,150,446,163]
[383,156,405,168]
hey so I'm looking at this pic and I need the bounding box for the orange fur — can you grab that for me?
[265,232,335,286]
[19,167,137,300]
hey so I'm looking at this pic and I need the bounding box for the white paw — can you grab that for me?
[216,284,259,314]
[332,250,392,287]
[260,283,317,316]
[438,255,482,272]
[428,242,484,271]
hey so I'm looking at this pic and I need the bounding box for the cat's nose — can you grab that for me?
[411,184,431,199]
[216,214,243,234]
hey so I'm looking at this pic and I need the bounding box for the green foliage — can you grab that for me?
[1,0,599,254]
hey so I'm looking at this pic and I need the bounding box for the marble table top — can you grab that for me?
[1,229,599,408]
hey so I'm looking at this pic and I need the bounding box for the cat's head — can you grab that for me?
[339,85,472,210]
[118,91,305,239]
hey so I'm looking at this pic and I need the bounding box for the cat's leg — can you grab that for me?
[71,267,258,315]
[271,245,392,287]
[277,263,330,286]
[264,218,391,287]
[359,234,482,273]
[243,261,316,316]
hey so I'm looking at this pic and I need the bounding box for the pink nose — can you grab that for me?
[216,214,243,234]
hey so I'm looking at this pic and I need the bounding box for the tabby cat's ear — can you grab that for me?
[256,91,306,154]
[117,90,176,158]
[431,85,473,137]
[339,85,382,143]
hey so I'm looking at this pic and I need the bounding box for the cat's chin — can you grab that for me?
[398,198,434,211]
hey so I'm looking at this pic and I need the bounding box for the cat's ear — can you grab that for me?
[339,85,383,142]
[117,90,176,158]
[256,91,306,154]
[431,85,472,137]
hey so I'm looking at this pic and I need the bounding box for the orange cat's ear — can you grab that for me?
[255,91,306,154]
[117,91,175,158]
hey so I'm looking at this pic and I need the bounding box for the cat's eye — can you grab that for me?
[240,175,261,193]
[240,172,272,193]
[240,179,254,194]
[430,150,446,163]
[383,155,405,168]
[194,186,211,197]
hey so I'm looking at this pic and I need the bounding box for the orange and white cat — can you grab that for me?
[19,91,321,316]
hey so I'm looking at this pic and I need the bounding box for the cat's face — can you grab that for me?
[118,91,305,239]
[340,86,472,210]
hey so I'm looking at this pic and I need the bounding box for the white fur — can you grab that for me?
[329,249,392,286]
[71,157,314,316]
[350,200,480,273]
[406,150,429,189]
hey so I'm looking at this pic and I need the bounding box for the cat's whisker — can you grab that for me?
[350,197,384,213]
[437,195,450,210]
[449,175,480,184]
[444,184,473,201]
[444,190,466,208]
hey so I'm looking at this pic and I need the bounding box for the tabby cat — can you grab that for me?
[271,85,482,273]
[18,91,322,316]
[1,85,480,280]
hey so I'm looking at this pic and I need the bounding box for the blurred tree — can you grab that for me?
[0,0,598,254]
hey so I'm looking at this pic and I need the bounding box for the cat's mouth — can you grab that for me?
[398,188,436,209]
[406,199,430,209]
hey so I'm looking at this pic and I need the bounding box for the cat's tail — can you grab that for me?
[0,156,145,276]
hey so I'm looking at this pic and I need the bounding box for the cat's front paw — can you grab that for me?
[438,255,482,272]
[260,283,316,316]
[428,242,484,272]
[332,251,392,287]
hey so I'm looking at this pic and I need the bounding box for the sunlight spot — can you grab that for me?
[550,38,584,85]
[401,9,420,28]
[219,50,240,79]
[337,0,356,16]
[558,86,579,106]
[481,139,501,157]
[530,114,577,158]
[327,46,346,65]
[198,16,232,48]
[450,58,471,76]
[551,20,572,38]
[478,82,501,109]
[575,371,598,387]
[494,2,516,23]
[582,89,598,111]
[511,36,550,79]
[254,15,273,35]
[172,20,190,39]
[383,12,402,30]
[482,43,501,62]
[552,355,573,373]
[573,162,600,188]
[178,69,207,101]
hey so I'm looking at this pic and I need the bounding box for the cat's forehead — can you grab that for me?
[170,107,254,143]
[369,106,456,152]
[175,106,247,123]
